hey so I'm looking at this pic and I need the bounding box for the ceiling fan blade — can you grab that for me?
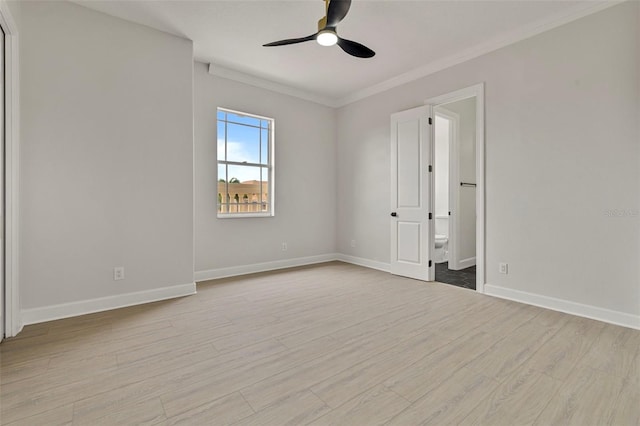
[337,37,375,58]
[326,0,352,27]
[263,34,317,47]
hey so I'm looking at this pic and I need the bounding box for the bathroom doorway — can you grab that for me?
[427,84,484,292]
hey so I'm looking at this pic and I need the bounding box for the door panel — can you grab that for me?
[397,120,421,207]
[397,222,421,263]
[390,105,433,281]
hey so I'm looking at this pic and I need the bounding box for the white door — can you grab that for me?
[390,106,434,281]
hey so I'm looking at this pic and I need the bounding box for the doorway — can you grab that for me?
[390,84,485,293]
[433,99,477,290]
[427,84,485,292]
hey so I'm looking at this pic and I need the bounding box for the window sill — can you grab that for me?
[217,213,274,219]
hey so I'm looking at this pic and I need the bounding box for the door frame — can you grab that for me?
[0,0,20,338]
[425,83,485,293]
[433,108,461,270]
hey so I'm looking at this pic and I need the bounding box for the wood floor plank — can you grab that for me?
[458,367,562,425]
[629,345,640,386]
[73,397,166,425]
[524,316,604,381]
[474,299,542,337]
[387,366,499,425]
[610,378,640,426]
[310,329,452,408]
[383,330,497,402]
[158,336,341,418]
[467,309,567,383]
[1,262,638,425]
[3,403,73,426]
[239,300,461,411]
[0,357,50,385]
[163,392,255,426]
[308,384,410,426]
[1,338,222,423]
[238,333,402,412]
[232,390,330,426]
[533,366,626,426]
[576,322,640,379]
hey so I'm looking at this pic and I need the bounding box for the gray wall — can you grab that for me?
[194,62,337,273]
[10,1,639,324]
[337,2,640,316]
[17,1,194,309]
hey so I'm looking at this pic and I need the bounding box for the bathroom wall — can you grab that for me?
[434,115,450,225]
[442,98,477,263]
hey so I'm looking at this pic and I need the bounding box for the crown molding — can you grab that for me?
[207,63,339,108]
[334,0,624,107]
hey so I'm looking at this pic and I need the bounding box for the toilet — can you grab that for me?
[434,234,449,263]
[434,216,449,263]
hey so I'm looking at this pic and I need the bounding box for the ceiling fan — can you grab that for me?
[263,0,375,59]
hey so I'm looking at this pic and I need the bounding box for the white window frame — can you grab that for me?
[217,107,275,218]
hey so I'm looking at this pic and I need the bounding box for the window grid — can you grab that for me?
[217,108,274,217]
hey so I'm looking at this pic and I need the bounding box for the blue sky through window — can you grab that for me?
[217,109,271,183]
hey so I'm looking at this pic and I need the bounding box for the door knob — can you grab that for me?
[390,212,397,217]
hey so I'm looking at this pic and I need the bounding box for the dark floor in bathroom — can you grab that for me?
[435,262,476,290]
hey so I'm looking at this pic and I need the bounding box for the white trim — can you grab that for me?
[433,108,460,270]
[336,254,391,273]
[195,253,339,282]
[217,213,273,219]
[335,1,623,107]
[427,85,484,107]
[21,283,197,326]
[216,107,275,218]
[207,63,338,108]
[484,284,640,330]
[428,104,435,282]
[0,0,20,338]
[426,83,485,294]
[457,256,476,270]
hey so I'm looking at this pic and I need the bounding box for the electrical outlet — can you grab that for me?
[350,239,356,248]
[499,263,508,274]
[281,242,288,251]
[114,266,125,281]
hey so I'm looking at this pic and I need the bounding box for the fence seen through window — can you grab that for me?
[217,108,274,216]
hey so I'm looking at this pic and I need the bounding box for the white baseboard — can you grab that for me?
[21,283,196,326]
[484,284,640,330]
[195,253,339,282]
[458,257,476,269]
[449,256,476,270]
[336,254,391,273]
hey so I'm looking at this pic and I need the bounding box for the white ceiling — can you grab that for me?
[73,0,615,106]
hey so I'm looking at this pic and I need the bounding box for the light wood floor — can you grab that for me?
[1,262,639,425]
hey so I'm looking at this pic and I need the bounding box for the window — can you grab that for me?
[217,108,274,217]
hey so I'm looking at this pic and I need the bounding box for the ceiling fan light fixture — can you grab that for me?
[316,30,338,47]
